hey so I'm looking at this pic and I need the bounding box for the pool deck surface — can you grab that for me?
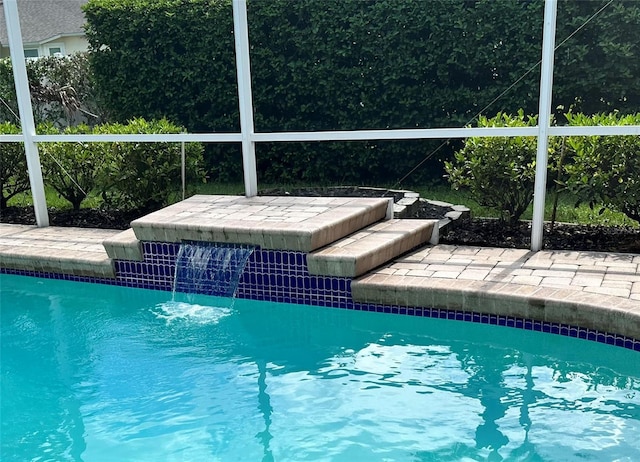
[1,194,639,341]
[1,223,638,303]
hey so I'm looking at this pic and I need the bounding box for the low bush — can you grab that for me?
[40,124,105,210]
[0,122,29,209]
[563,112,640,224]
[96,118,206,211]
[3,119,206,212]
[444,111,555,225]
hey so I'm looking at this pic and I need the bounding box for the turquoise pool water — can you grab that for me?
[1,274,639,461]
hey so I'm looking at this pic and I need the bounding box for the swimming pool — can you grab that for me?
[2,274,640,461]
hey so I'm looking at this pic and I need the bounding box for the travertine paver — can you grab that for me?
[102,228,144,261]
[131,194,392,251]
[307,219,437,277]
[372,244,640,300]
[0,224,119,277]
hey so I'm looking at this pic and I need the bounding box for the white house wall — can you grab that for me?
[0,35,88,58]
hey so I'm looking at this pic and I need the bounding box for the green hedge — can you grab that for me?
[82,0,640,185]
[39,123,104,210]
[445,111,640,225]
[445,111,555,225]
[94,118,206,211]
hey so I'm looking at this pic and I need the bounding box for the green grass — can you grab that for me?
[414,184,638,227]
[6,181,638,228]
[6,187,103,210]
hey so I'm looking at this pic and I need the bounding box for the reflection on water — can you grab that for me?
[1,274,639,461]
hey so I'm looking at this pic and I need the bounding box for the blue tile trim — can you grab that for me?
[2,240,640,353]
[1,266,120,286]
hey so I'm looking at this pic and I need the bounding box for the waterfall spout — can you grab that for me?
[173,242,254,297]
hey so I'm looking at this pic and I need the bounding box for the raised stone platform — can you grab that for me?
[308,219,437,277]
[130,195,393,252]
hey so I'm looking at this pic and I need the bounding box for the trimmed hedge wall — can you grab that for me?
[83,0,640,185]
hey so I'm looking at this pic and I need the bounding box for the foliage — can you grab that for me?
[563,112,640,223]
[83,0,640,185]
[0,54,102,127]
[83,0,237,132]
[40,124,104,210]
[444,111,554,225]
[3,119,205,211]
[0,122,28,208]
[554,1,640,116]
[96,118,206,211]
[0,61,20,123]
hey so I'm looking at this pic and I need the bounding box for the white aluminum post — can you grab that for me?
[531,0,558,251]
[232,0,258,197]
[4,0,49,226]
[181,141,186,200]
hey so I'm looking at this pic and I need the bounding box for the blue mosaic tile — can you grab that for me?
[4,239,640,353]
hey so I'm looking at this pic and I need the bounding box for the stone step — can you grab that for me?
[131,195,393,252]
[103,228,143,261]
[307,219,438,277]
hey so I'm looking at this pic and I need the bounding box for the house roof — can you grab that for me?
[0,0,88,46]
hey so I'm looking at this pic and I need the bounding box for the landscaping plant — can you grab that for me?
[445,111,556,225]
[83,0,640,185]
[40,124,105,210]
[0,122,29,209]
[563,112,640,224]
[96,118,206,211]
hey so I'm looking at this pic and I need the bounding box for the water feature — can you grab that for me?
[172,241,254,298]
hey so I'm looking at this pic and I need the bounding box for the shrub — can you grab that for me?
[563,112,640,223]
[445,111,556,225]
[40,124,105,210]
[97,118,206,211]
[0,122,28,208]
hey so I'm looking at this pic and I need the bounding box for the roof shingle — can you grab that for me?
[0,0,88,46]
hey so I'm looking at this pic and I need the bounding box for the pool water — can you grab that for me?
[1,274,639,461]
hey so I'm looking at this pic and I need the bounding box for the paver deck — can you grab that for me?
[1,223,637,303]
[352,244,640,339]
[0,224,118,278]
